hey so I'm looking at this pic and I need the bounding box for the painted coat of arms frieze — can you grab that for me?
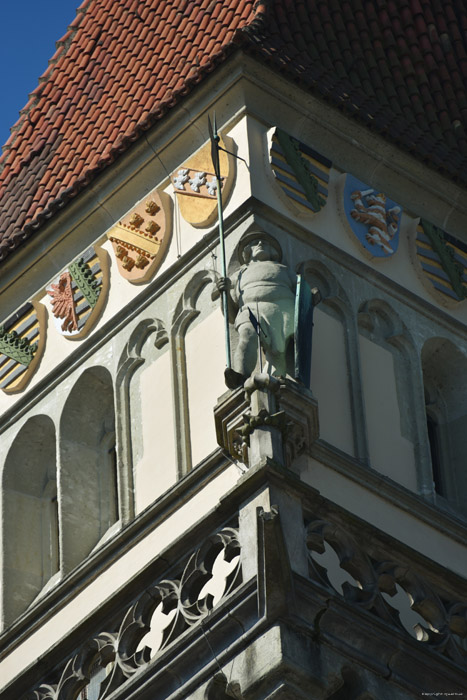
[47,244,109,339]
[340,174,402,259]
[269,127,331,214]
[107,189,172,283]
[412,219,467,305]
[0,300,46,393]
[171,134,235,228]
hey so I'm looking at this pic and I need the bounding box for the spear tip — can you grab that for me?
[208,113,221,179]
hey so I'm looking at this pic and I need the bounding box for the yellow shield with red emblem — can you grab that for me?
[107,189,172,284]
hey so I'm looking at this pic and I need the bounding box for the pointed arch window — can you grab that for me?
[357,300,420,492]
[116,318,174,516]
[303,262,356,457]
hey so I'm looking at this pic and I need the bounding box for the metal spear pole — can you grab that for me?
[256,299,263,373]
[209,114,231,369]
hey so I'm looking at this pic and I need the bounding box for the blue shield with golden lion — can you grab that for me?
[343,175,402,259]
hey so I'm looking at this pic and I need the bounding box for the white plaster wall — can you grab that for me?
[185,307,226,467]
[311,308,354,455]
[359,335,417,491]
[133,351,177,514]
[2,492,51,625]
[0,112,253,418]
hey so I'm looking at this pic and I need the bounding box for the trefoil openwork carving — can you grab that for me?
[306,518,467,668]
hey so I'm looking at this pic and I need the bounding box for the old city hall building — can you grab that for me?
[1,1,467,698]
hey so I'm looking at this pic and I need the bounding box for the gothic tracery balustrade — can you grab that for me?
[306,517,467,668]
[26,525,241,700]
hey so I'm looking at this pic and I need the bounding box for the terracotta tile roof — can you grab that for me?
[0,0,466,264]
[244,0,467,178]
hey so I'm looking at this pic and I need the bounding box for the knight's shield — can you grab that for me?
[413,219,467,305]
[269,128,331,214]
[107,189,172,283]
[171,134,235,228]
[342,174,402,258]
[47,244,109,339]
[294,274,315,387]
[0,300,47,393]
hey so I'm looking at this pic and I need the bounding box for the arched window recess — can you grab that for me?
[2,415,58,625]
[60,367,119,573]
[421,338,467,516]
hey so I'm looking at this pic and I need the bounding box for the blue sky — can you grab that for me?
[0,1,80,149]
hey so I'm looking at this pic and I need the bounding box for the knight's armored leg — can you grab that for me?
[236,324,257,375]
[264,308,293,377]
[225,324,257,389]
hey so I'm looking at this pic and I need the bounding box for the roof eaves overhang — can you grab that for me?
[1,49,467,300]
[0,49,249,304]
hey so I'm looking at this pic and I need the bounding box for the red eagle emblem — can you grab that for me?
[48,272,78,333]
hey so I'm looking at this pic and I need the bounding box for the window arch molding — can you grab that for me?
[116,318,169,522]
[170,269,220,477]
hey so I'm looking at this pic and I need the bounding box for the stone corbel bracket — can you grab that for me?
[214,377,319,468]
[279,379,320,466]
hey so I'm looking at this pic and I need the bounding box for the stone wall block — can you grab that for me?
[256,506,294,620]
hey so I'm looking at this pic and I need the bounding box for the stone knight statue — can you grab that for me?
[218,230,319,390]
